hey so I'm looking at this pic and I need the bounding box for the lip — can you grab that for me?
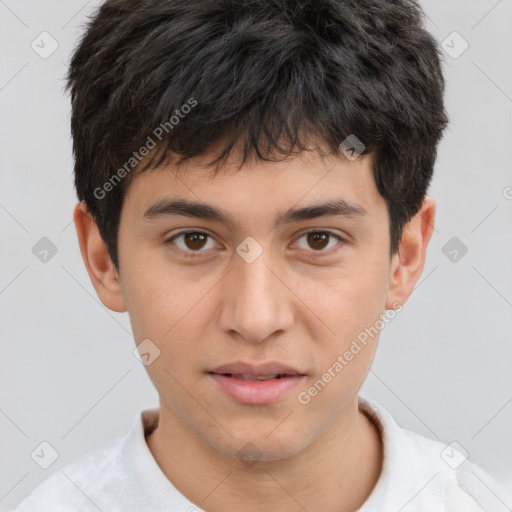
[207,361,306,405]
[209,361,305,377]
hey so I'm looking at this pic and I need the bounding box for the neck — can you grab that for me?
[146,397,383,512]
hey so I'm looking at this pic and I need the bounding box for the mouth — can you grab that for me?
[210,373,295,381]
[207,361,307,405]
[209,361,306,378]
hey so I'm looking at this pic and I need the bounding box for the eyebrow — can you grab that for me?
[143,197,368,229]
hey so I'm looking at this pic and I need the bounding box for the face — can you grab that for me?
[115,147,399,462]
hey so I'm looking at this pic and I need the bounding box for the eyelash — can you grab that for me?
[165,229,346,259]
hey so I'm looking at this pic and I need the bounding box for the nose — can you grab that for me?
[216,248,295,344]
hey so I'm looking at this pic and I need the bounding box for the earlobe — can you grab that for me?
[73,201,127,313]
[385,196,436,309]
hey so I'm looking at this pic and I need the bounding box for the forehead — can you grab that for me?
[122,148,384,228]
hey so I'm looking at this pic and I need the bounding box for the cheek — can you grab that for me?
[293,258,389,401]
[120,257,215,343]
[300,259,390,341]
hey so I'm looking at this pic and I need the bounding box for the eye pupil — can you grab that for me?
[308,232,329,251]
[185,232,207,250]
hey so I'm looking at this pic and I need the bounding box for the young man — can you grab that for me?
[11,0,508,511]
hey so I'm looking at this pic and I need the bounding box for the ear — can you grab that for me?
[73,201,127,313]
[385,196,436,309]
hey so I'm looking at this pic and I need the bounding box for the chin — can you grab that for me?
[208,428,310,465]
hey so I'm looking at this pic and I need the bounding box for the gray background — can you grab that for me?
[1,0,511,510]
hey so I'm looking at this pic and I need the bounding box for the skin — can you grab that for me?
[74,144,435,512]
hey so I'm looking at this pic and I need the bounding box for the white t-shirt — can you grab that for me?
[10,395,510,512]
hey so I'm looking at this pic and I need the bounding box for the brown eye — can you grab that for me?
[183,232,208,250]
[167,231,216,254]
[307,232,330,250]
[295,230,343,254]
